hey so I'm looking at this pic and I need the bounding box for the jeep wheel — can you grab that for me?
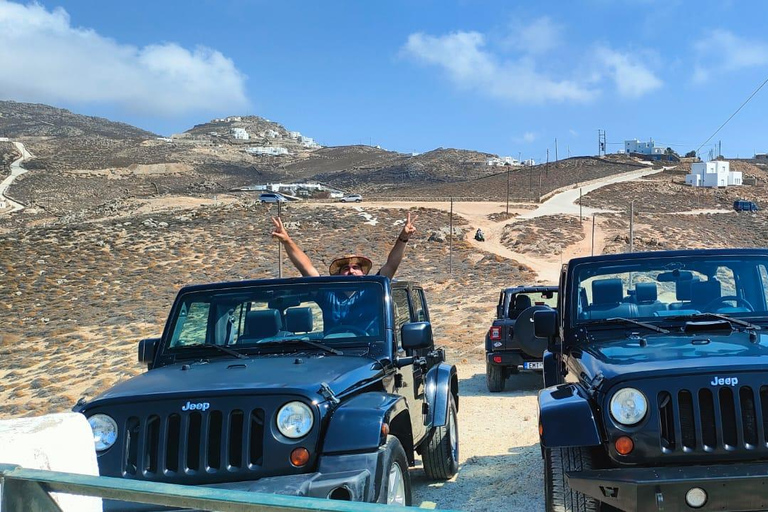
[486,362,505,392]
[545,447,599,512]
[422,396,459,480]
[376,436,412,506]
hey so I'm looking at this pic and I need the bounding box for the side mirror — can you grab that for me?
[138,337,160,365]
[534,309,558,339]
[402,322,433,350]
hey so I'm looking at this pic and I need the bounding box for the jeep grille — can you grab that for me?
[658,385,768,454]
[123,407,265,479]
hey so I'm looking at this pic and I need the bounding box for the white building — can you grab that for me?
[246,146,289,156]
[288,131,301,139]
[231,128,249,140]
[625,138,664,156]
[265,129,280,139]
[685,160,742,188]
[486,156,520,166]
[299,135,320,148]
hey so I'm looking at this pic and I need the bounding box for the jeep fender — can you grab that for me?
[425,362,458,428]
[538,384,601,449]
[322,392,408,455]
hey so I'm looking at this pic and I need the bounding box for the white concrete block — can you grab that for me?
[0,412,102,512]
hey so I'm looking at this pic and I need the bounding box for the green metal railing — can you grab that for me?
[0,464,453,512]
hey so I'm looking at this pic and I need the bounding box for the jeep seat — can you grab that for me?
[669,276,699,310]
[241,309,283,341]
[635,282,666,317]
[285,307,313,334]
[690,279,721,311]
[585,278,638,320]
[509,294,532,319]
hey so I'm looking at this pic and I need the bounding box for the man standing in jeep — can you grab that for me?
[271,213,418,278]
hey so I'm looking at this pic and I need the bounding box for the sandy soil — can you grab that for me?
[1,167,744,511]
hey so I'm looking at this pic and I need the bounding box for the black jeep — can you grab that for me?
[534,248,768,512]
[485,286,558,392]
[74,275,459,509]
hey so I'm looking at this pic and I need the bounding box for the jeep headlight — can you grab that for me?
[276,401,313,439]
[88,414,118,451]
[610,388,648,426]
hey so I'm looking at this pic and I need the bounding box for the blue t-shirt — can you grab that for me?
[316,289,380,334]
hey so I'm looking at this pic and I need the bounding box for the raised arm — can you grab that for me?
[379,212,418,279]
[271,217,320,277]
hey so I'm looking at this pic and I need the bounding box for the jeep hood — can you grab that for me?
[86,355,384,405]
[577,330,768,382]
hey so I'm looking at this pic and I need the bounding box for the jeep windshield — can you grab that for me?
[572,253,768,331]
[164,281,386,357]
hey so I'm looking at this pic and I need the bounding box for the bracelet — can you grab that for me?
[398,235,409,244]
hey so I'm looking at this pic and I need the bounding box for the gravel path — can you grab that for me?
[410,362,544,511]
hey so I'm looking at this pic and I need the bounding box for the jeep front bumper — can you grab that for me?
[568,462,768,512]
[103,452,379,511]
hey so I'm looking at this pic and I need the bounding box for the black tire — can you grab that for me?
[376,436,412,506]
[544,447,600,512]
[422,396,459,480]
[486,361,506,392]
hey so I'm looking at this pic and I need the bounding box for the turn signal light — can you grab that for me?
[489,326,501,340]
[290,447,310,467]
[381,422,390,436]
[615,436,634,455]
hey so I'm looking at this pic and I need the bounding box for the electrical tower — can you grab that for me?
[598,130,607,156]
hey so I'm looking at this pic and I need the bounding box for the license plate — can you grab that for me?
[523,362,543,370]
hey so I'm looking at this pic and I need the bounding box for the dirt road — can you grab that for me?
[409,362,544,510]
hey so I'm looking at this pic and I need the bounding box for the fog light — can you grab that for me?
[290,447,310,467]
[614,436,634,455]
[685,487,707,508]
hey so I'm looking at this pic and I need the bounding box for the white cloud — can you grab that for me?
[593,46,663,97]
[569,129,578,137]
[0,1,250,117]
[503,17,562,55]
[692,29,768,83]
[402,31,597,104]
[522,132,537,143]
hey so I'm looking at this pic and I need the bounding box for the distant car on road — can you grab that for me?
[340,194,363,203]
[259,192,287,203]
[734,199,759,212]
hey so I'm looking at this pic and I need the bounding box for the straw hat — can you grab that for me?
[328,255,373,275]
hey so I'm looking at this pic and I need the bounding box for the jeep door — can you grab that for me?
[392,287,428,441]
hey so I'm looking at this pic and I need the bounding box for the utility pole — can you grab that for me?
[592,214,596,256]
[555,138,558,162]
[579,188,583,225]
[506,168,510,215]
[277,201,283,277]
[546,149,549,177]
[449,197,453,277]
[629,200,635,253]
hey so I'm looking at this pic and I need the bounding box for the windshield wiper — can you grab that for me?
[588,317,669,334]
[201,343,248,359]
[666,312,761,331]
[258,338,343,356]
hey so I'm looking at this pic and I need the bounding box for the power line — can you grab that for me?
[696,75,768,154]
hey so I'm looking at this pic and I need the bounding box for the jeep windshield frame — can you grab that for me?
[564,249,768,345]
[155,276,392,365]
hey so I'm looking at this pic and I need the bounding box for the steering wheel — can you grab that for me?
[702,296,755,312]
[324,324,369,337]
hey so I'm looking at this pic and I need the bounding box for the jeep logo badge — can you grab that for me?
[710,376,738,387]
[182,401,210,411]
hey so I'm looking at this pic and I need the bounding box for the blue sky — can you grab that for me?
[1,0,768,161]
